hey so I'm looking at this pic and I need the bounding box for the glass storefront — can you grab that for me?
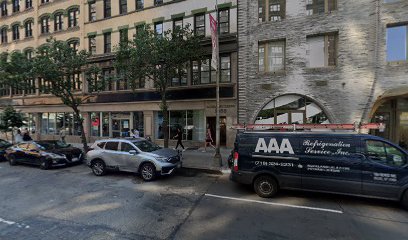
[155,110,205,141]
[41,112,82,135]
[90,111,144,138]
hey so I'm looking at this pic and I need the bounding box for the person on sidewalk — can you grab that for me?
[14,129,23,143]
[173,128,185,151]
[203,126,215,152]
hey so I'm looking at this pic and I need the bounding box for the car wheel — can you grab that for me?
[40,158,50,170]
[91,160,106,176]
[254,175,278,198]
[8,155,17,166]
[140,163,156,181]
[402,189,408,210]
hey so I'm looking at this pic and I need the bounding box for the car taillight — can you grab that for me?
[233,152,239,171]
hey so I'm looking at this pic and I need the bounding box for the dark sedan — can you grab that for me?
[5,141,83,170]
[0,139,12,161]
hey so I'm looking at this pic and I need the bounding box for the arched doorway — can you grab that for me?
[370,93,408,150]
[255,94,331,124]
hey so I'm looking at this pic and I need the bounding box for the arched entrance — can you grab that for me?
[370,89,408,149]
[255,94,331,124]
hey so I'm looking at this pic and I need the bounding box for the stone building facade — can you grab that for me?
[238,0,408,148]
[0,0,238,147]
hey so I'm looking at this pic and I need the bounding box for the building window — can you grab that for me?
[387,25,407,62]
[0,1,7,16]
[170,64,188,86]
[104,0,111,18]
[192,54,231,85]
[259,0,285,23]
[89,2,96,21]
[173,18,183,31]
[306,0,337,15]
[25,49,33,59]
[258,41,285,72]
[89,36,96,55]
[119,28,128,43]
[54,13,63,31]
[154,22,163,37]
[154,0,163,6]
[0,83,10,97]
[12,24,19,41]
[0,27,8,43]
[12,0,20,13]
[24,78,35,94]
[68,8,79,28]
[68,73,82,91]
[102,68,114,91]
[218,9,229,34]
[68,40,79,52]
[136,0,143,10]
[306,33,337,68]
[194,14,205,36]
[104,32,111,53]
[119,0,127,14]
[39,78,51,94]
[41,16,49,34]
[41,0,50,4]
[25,0,32,9]
[25,21,33,37]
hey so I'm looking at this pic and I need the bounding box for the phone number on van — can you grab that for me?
[255,161,294,167]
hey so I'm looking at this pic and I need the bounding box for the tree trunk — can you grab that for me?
[73,107,89,153]
[161,92,169,148]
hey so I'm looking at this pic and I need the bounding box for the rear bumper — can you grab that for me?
[230,170,256,185]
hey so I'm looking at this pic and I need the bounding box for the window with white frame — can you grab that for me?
[306,0,336,15]
[259,0,285,23]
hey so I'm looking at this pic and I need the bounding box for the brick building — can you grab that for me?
[237,0,408,148]
[0,0,238,147]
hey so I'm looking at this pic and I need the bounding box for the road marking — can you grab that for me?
[0,217,16,225]
[205,194,343,214]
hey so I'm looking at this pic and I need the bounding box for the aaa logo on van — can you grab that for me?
[255,138,294,154]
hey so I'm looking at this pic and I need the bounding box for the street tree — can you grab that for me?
[0,106,25,142]
[0,51,34,95]
[115,24,204,147]
[33,38,101,152]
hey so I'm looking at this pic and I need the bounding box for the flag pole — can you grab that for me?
[214,0,222,165]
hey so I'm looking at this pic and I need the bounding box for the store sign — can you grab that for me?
[255,138,295,154]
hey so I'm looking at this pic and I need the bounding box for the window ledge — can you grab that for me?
[386,60,408,66]
[257,70,286,76]
[304,66,337,73]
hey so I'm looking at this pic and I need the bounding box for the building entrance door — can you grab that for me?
[206,117,226,146]
[112,119,130,138]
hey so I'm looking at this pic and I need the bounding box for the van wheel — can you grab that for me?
[402,190,408,210]
[254,175,278,198]
[140,163,156,182]
[91,160,106,176]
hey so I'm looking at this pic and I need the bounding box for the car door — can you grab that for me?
[299,136,363,195]
[117,142,139,172]
[103,141,120,168]
[14,143,28,161]
[25,143,42,165]
[362,139,408,200]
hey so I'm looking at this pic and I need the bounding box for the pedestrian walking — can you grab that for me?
[173,128,185,151]
[203,126,215,152]
[59,129,66,143]
[14,129,23,143]
[131,128,140,138]
[22,130,32,141]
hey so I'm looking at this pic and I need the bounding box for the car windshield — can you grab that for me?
[36,142,55,150]
[55,141,70,148]
[133,140,161,152]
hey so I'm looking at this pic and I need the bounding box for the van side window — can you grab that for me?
[105,142,119,151]
[366,140,406,167]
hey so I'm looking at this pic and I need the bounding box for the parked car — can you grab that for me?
[0,139,12,161]
[230,131,408,208]
[86,138,182,181]
[5,141,83,169]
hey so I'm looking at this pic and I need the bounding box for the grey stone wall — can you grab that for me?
[238,0,408,124]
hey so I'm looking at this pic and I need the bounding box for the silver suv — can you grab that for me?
[86,138,182,181]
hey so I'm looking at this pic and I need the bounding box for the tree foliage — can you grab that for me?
[0,106,25,141]
[0,51,34,93]
[33,38,101,151]
[115,24,204,147]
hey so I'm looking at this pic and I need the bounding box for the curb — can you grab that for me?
[180,167,225,175]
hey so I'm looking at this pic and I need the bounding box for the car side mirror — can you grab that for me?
[129,150,138,155]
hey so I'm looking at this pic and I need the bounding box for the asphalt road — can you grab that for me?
[0,161,407,240]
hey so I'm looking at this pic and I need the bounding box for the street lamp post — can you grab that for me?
[214,0,222,166]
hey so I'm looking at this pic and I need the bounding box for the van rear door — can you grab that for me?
[362,139,408,200]
[247,134,301,189]
[299,136,363,195]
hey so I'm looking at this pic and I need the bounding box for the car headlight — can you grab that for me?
[155,157,168,162]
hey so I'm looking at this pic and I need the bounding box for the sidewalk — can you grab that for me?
[69,143,232,174]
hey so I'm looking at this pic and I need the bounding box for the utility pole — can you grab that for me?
[214,0,222,166]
